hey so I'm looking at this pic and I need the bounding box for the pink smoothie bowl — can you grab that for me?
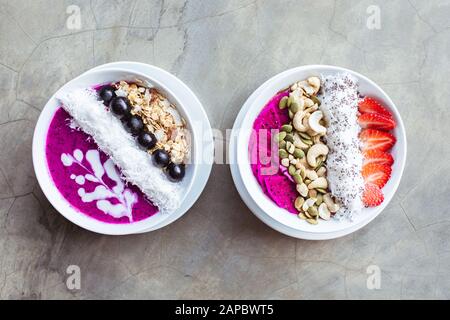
[32,67,206,235]
[231,65,407,240]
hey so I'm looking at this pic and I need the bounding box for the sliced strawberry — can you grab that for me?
[362,163,392,188]
[358,97,393,118]
[363,150,394,166]
[362,183,384,207]
[360,129,396,152]
[358,113,396,130]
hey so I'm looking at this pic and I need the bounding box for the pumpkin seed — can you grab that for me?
[290,102,300,113]
[306,218,318,225]
[293,148,305,159]
[275,131,286,142]
[288,109,294,119]
[279,140,286,150]
[300,138,313,146]
[316,193,323,206]
[295,197,305,210]
[311,95,321,106]
[299,132,311,140]
[285,133,294,143]
[279,96,288,109]
[279,149,289,159]
[307,205,318,217]
[281,124,293,133]
[287,143,295,154]
[304,211,313,219]
[298,212,307,220]
[288,165,296,176]
[287,96,293,107]
[293,173,303,184]
[281,158,290,167]
[316,188,327,194]
[299,167,306,179]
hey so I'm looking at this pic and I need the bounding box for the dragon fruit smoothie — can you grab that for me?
[45,107,158,224]
[249,89,300,214]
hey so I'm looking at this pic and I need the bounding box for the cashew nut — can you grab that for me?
[316,166,326,177]
[318,203,331,220]
[306,144,329,167]
[298,80,315,96]
[304,98,315,108]
[296,183,309,197]
[303,113,311,129]
[290,89,305,110]
[307,76,321,94]
[323,193,340,213]
[307,128,320,137]
[293,133,310,150]
[308,111,327,135]
[305,104,319,114]
[305,169,318,181]
[293,111,308,132]
[308,177,328,190]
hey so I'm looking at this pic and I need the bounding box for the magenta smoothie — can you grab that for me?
[46,107,158,224]
[249,90,299,214]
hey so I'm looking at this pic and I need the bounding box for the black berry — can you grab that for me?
[138,131,157,149]
[110,96,131,116]
[153,149,170,167]
[127,115,144,135]
[167,163,185,182]
[99,85,116,105]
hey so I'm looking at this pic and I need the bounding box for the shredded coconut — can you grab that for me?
[320,73,364,219]
[57,88,183,214]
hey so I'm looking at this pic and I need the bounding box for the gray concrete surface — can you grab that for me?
[0,0,449,299]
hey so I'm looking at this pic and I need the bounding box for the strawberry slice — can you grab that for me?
[363,150,394,166]
[362,163,392,188]
[358,113,396,130]
[360,129,396,152]
[362,183,384,207]
[358,97,393,118]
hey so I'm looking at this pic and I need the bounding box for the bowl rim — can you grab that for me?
[235,64,407,237]
[32,67,201,235]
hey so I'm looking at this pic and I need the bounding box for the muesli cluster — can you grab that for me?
[98,81,190,182]
[277,77,340,225]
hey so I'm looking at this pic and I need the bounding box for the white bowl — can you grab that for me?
[33,67,210,235]
[233,65,407,240]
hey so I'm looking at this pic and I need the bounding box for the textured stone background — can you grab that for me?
[0,0,449,299]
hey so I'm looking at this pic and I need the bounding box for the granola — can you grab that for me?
[114,80,190,165]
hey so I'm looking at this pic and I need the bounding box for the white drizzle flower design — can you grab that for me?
[61,149,137,222]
